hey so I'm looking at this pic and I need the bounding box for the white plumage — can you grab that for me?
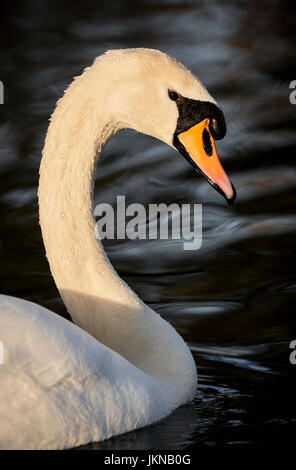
[0,295,181,449]
[0,49,219,449]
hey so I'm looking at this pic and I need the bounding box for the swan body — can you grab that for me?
[0,295,184,449]
[0,49,234,449]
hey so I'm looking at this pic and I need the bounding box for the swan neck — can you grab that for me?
[39,79,136,319]
[38,62,196,398]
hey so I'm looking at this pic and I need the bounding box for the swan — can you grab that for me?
[0,48,235,450]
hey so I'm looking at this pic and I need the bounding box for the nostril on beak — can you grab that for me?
[202,128,213,156]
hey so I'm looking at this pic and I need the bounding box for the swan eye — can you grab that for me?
[168,90,180,101]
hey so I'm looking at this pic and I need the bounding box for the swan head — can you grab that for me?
[96,48,236,204]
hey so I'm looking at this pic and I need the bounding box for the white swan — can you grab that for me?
[0,48,235,450]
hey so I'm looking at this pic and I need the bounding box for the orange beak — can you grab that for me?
[176,119,236,204]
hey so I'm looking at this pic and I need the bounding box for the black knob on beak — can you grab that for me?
[209,111,226,140]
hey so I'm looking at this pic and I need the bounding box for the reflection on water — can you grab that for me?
[1,0,296,449]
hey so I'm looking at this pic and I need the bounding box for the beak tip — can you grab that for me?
[226,183,237,206]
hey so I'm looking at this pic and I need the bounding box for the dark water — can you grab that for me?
[1,0,296,449]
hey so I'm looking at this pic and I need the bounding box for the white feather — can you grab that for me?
[0,49,215,449]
